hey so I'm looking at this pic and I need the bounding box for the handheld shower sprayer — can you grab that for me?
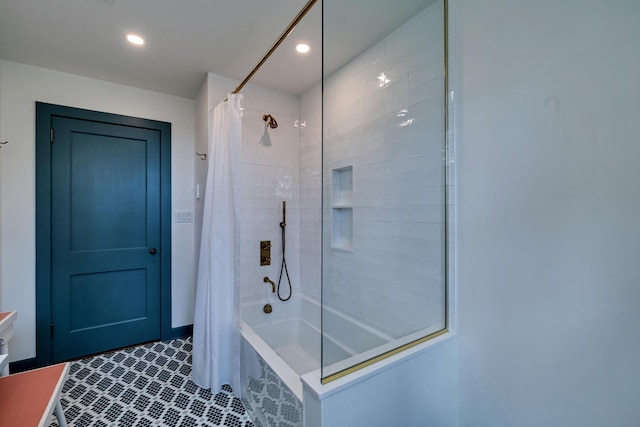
[277,200,292,301]
[280,201,286,228]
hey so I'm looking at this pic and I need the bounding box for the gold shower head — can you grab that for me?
[263,114,278,129]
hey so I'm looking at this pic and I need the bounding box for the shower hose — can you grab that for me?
[277,201,292,301]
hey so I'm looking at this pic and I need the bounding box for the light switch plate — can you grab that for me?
[176,210,193,223]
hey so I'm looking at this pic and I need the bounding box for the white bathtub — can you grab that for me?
[240,295,319,427]
[241,295,321,403]
[240,294,403,427]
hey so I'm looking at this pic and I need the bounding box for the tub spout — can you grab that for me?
[263,276,275,293]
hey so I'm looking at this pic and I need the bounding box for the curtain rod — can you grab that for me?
[225,0,318,101]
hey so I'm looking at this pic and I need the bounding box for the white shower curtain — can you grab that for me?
[192,94,242,394]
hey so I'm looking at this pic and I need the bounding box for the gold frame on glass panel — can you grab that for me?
[321,0,450,385]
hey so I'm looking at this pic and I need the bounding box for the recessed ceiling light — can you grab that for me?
[126,34,145,46]
[296,43,310,54]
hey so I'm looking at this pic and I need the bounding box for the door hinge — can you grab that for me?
[50,323,54,338]
[50,128,54,143]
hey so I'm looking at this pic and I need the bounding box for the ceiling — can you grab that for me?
[0,0,435,99]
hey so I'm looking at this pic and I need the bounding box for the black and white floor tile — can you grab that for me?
[48,337,254,427]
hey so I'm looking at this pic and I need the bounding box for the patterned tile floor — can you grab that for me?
[48,337,254,427]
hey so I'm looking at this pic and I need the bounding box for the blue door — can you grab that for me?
[50,116,162,361]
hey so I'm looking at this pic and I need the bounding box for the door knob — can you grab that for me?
[149,248,157,255]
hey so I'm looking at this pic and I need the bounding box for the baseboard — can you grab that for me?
[9,357,37,374]
[11,327,192,373]
[171,324,193,340]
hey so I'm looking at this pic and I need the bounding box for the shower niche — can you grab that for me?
[331,166,353,251]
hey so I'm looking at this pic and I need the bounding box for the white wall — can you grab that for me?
[303,335,458,427]
[300,84,322,301]
[193,77,209,268]
[456,0,640,425]
[0,60,196,362]
[238,85,301,308]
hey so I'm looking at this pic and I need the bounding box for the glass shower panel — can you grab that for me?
[321,0,448,381]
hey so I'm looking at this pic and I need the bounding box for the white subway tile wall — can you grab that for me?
[321,1,447,344]
[299,85,323,302]
[235,86,302,307]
